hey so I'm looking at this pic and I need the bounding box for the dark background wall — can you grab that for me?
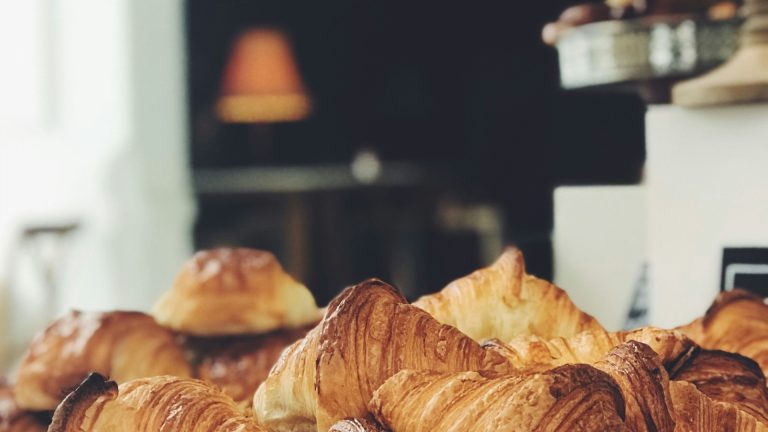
[185,0,646,303]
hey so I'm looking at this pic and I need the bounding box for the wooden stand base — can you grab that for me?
[673,0,768,107]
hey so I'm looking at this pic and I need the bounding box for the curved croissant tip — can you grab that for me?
[326,279,404,316]
[49,373,118,432]
[356,278,394,290]
[492,247,527,277]
[500,246,524,259]
[357,278,402,297]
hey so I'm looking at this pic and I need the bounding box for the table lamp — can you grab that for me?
[216,28,311,123]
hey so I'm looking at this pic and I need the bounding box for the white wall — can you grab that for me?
[646,104,768,328]
[554,186,646,330]
[0,0,193,365]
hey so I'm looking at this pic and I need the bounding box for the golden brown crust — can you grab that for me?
[670,381,768,432]
[252,326,322,432]
[252,279,516,432]
[676,317,704,345]
[328,418,388,432]
[314,280,515,430]
[702,289,765,326]
[485,327,697,374]
[49,373,264,432]
[678,289,768,378]
[0,381,48,432]
[14,311,191,411]
[490,338,678,431]
[672,350,768,423]
[153,248,320,336]
[413,248,603,342]
[594,341,677,432]
[190,326,310,402]
[489,325,768,430]
[369,365,628,431]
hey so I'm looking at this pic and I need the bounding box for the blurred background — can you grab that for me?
[0,0,695,366]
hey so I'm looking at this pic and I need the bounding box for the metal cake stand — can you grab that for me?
[556,15,742,101]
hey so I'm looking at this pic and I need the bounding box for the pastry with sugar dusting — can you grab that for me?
[153,248,320,336]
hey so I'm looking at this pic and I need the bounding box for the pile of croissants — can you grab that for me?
[2,247,768,431]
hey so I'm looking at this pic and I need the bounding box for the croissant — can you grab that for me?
[189,326,311,403]
[678,289,768,377]
[153,248,321,336]
[48,373,263,431]
[328,419,389,432]
[490,337,676,432]
[490,326,768,429]
[252,279,515,432]
[14,311,191,411]
[670,381,768,432]
[413,248,603,342]
[0,382,47,432]
[590,341,677,432]
[677,317,705,345]
[671,349,768,423]
[369,365,629,431]
[484,327,696,373]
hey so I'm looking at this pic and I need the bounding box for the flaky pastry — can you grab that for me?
[484,327,696,373]
[0,381,47,432]
[672,349,768,423]
[153,248,320,336]
[670,381,768,432]
[14,311,191,411]
[252,279,515,432]
[413,248,602,342]
[190,326,311,402]
[370,366,628,431]
[48,373,263,431]
[328,418,388,432]
[678,289,768,377]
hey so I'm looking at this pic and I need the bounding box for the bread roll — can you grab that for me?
[14,311,191,411]
[0,381,47,432]
[153,248,320,336]
[190,326,311,402]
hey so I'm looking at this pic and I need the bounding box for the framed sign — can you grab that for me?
[721,248,768,297]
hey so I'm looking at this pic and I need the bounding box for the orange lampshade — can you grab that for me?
[216,28,311,123]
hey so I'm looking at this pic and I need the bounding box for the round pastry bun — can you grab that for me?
[14,311,191,411]
[190,325,311,402]
[153,248,320,336]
